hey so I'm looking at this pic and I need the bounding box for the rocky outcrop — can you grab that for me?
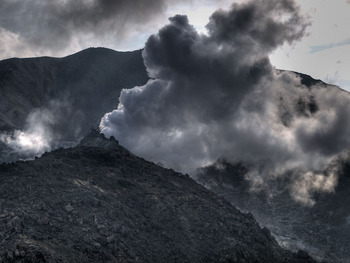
[0,131,317,262]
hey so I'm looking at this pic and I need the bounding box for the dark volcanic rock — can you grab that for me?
[0,132,317,262]
[196,158,350,263]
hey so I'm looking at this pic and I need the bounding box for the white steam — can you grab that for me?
[0,100,75,160]
[0,108,55,156]
[291,171,337,206]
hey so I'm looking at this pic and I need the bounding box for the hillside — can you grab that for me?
[0,130,317,262]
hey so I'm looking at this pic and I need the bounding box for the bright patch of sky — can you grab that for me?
[269,0,350,91]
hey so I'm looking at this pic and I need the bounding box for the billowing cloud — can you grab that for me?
[100,0,350,205]
[100,0,309,167]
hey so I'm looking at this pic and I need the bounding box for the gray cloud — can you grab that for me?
[101,2,304,161]
[207,0,308,53]
[0,0,198,59]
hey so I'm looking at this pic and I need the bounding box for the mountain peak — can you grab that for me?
[78,129,120,149]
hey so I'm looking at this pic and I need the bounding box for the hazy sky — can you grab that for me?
[0,0,349,91]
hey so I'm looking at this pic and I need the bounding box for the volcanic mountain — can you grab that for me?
[0,130,316,262]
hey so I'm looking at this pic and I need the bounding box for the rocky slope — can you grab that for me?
[195,157,350,263]
[0,130,317,262]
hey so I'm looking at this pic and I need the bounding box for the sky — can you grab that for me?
[0,0,349,91]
